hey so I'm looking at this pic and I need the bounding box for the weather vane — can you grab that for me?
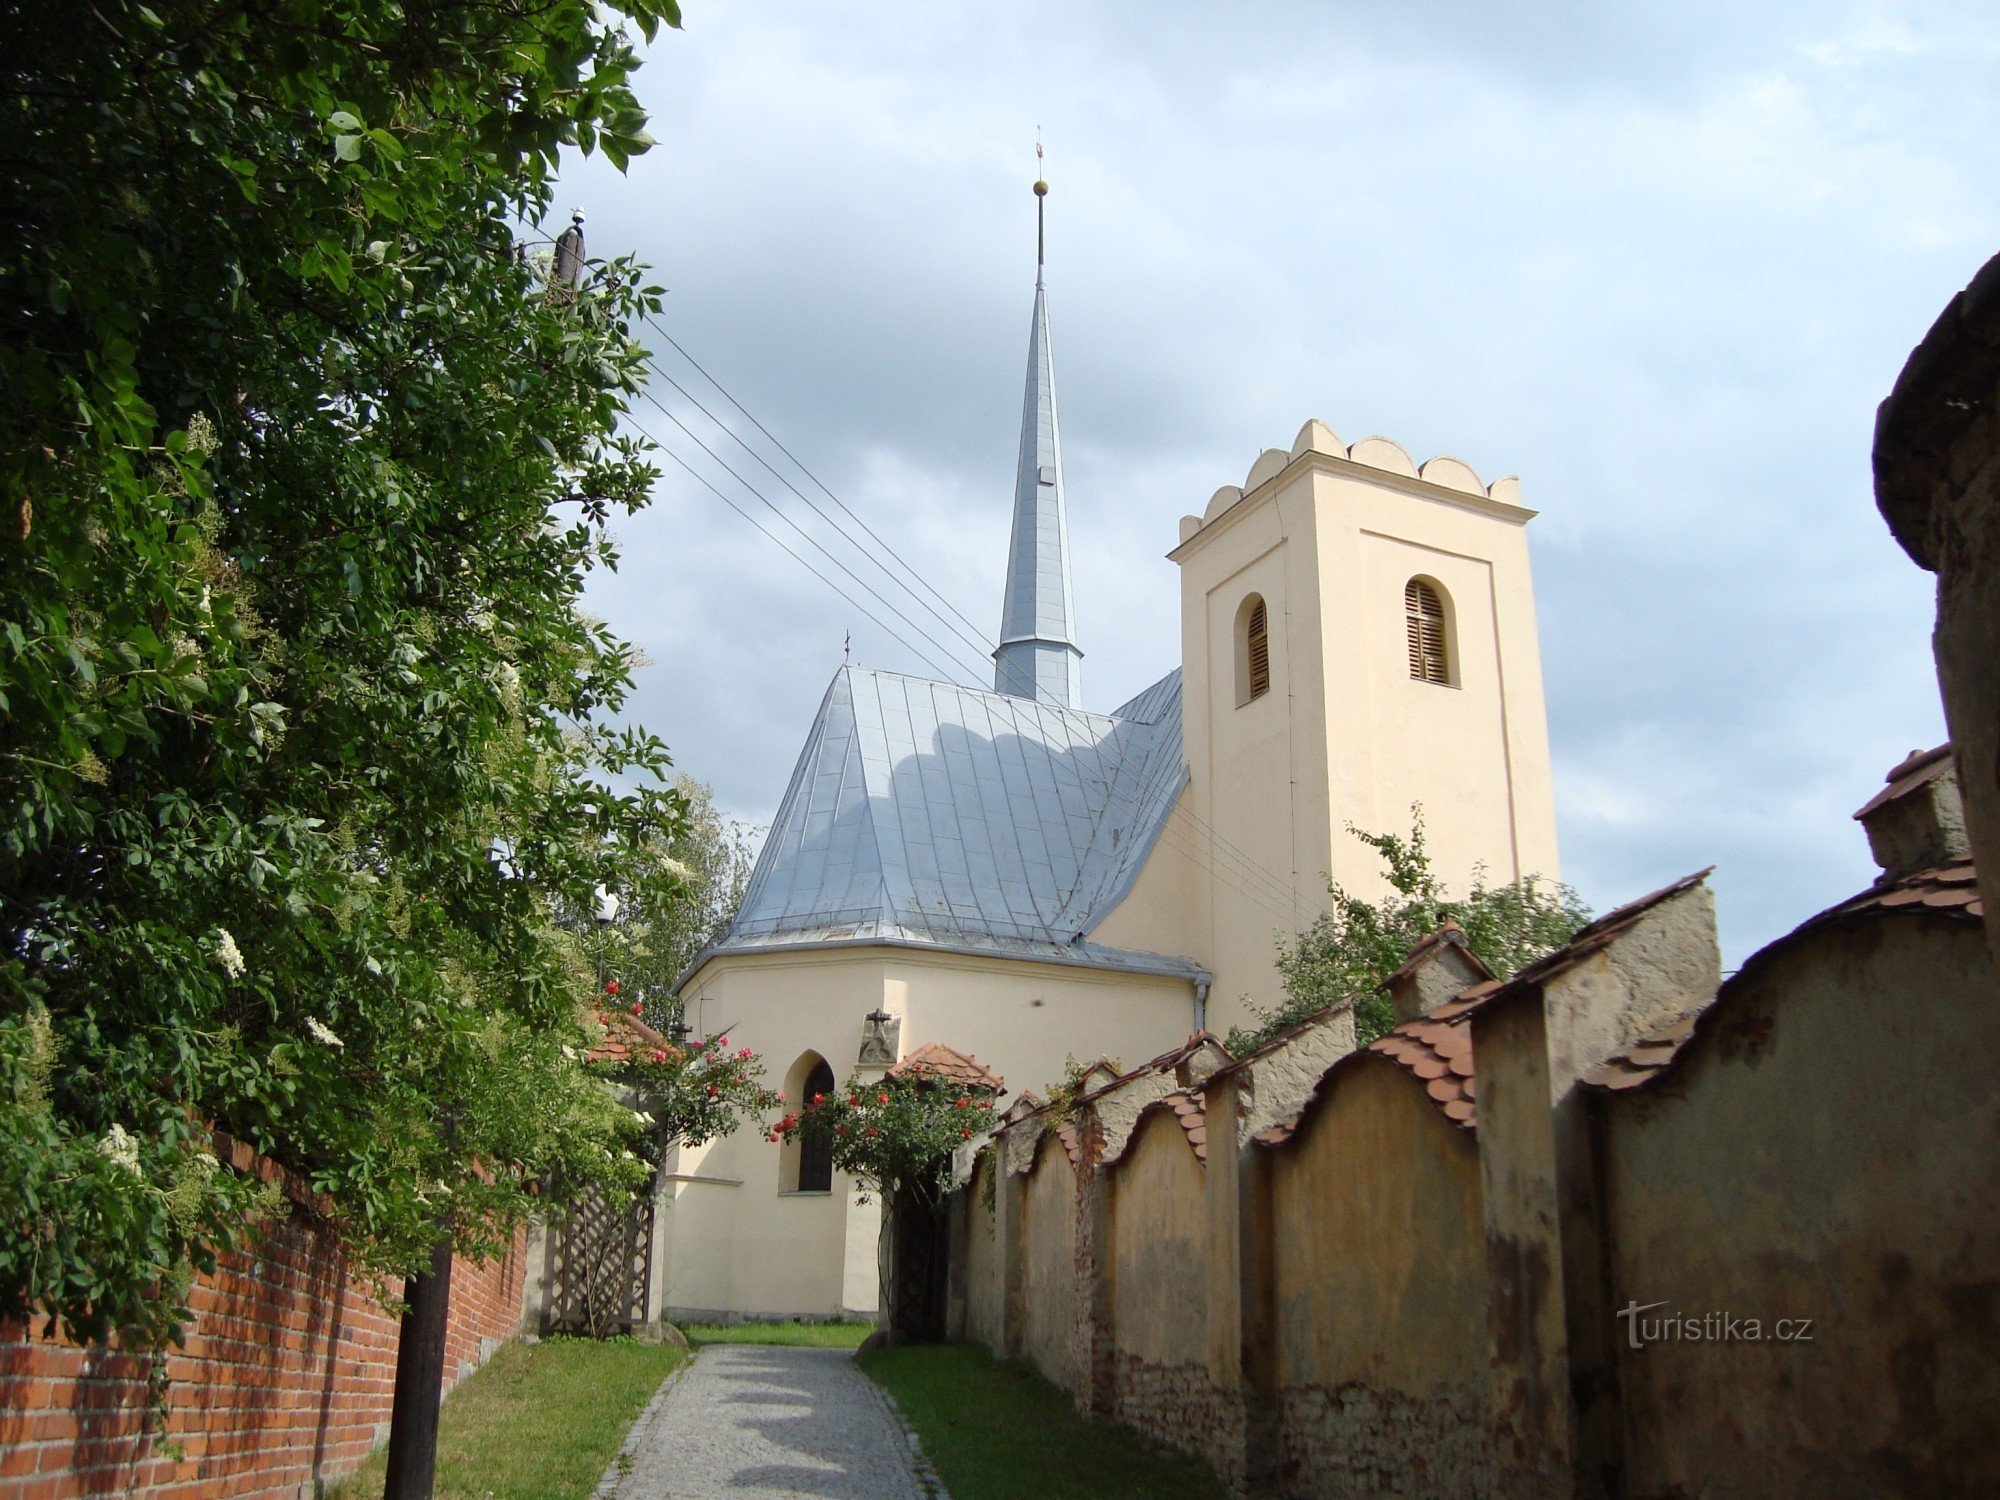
[1034,134,1048,268]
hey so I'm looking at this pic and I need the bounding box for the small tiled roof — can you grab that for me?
[1831,855,1982,921]
[1580,1013,1703,1093]
[1382,920,1493,989]
[1583,856,1983,1096]
[1251,870,1716,1146]
[890,1042,1007,1095]
[586,1008,669,1066]
[1853,744,1952,821]
[993,1030,1231,1131]
[1368,1017,1476,1132]
[1252,1014,1476,1146]
[1423,869,1714,1026]
[1125,1088,1211,1162]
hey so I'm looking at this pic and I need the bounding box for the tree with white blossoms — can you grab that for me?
[0,0,724,1362]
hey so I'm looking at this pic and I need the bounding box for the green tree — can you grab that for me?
[581,774,758,1032]
[1231,809,1592,1053]
[0,0,703,1352]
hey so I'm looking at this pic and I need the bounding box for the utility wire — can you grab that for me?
[630,386,997,689]
[628,414,977,689]
[564,246,1314,927]
[635,308,996,658]
[639,327,1001,672]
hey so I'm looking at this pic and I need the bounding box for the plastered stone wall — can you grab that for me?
[1022,1134,1080,1393]
[1107,1109,1244,1485]
[1601,916,2000,1497]
[1264,1061,1494,1497]
[1239,1009,1357,1141]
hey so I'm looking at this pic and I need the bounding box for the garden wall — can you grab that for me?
[0,1136,527,1500]
[945,852,2000,1496]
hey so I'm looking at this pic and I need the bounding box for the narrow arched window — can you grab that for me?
[781,1053,838,1193]
[1405,578,1450,684]
[1235,594,1271,706]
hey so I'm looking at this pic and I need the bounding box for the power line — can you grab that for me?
[630,386,997,689]
[638,327,1001,672]
[636,308,996,659]
[629,414,977,689]
[574,253,1315,928]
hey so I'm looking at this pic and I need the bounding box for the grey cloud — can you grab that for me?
[566,0,1997,970]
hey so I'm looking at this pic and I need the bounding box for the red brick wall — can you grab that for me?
[0,1204,527,1499]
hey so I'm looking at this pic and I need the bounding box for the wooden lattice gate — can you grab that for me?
[546,1176,655,1338]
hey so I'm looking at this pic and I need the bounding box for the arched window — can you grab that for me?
[1235,594,1271,706]
[1405,578,1451,685]
[780,1052,836,1193]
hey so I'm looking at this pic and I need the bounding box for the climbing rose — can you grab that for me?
[651,1049,667,1064]
[954,1098,968,1109]
[812,1093,824,1105]
[630,1002,642,1015]
[717,1036,729,1048]
[706,1084,718,1097]
[865,1127,878,1138]
[605,980,620,996]
[876,1092,889,1105]
[961,1128,972,1140]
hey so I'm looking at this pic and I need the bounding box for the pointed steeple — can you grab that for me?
[994,164,1083,708]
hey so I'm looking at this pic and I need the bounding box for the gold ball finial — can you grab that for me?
[1034,179,1048,197]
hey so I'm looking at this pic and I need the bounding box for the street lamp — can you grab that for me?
[593,886,619,999]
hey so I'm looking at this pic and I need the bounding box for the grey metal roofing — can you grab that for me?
[993,272,1083,708]
[690,664,1198,982]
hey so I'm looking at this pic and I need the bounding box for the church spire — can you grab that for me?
[994,155,1083,708]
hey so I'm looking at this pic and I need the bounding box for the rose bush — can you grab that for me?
[772,1072,999,1207]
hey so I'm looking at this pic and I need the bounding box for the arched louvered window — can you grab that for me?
[1405,578,1451,685]
[1236,594,1271,706]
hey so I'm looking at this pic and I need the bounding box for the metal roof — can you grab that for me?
[690,664,1197,982]
[993,272,1083,708]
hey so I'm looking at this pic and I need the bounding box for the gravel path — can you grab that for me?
[601,1344,943,1499]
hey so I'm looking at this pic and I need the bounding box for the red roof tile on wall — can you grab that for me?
[890,1042,1007,1094]
[585,1008,669,1065]
[1582,856,1982,1096]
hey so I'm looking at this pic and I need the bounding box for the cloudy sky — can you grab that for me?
[554,1,1999,968]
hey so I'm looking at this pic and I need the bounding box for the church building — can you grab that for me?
[659,182,1560,1320]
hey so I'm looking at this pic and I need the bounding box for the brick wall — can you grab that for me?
[0,1186,526,1499]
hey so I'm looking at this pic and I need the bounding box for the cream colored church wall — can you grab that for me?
[1086,785,1202,962]
[669,949,893,1317]
[670,944,1195,1317]
[882,948,1198,1104]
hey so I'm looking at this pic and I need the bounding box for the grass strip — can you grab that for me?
[859,1342,1228,1500]
[679,1318,873,1348]
[329,1335,685,1499]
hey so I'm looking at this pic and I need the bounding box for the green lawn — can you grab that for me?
[679,1318,874,1348]
[328,1336,685,1500]
[860,1343,1229,1500]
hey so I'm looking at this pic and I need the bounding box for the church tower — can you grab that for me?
[993,169,1083,708]
[1164,423,1561,1032]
